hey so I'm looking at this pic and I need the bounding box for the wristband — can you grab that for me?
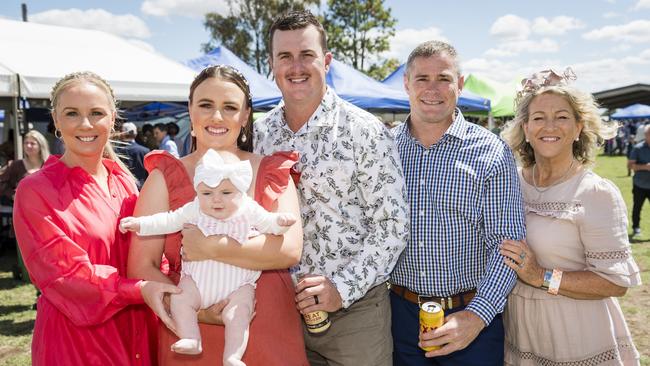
[547,269,563,295]
[540,269,553,291]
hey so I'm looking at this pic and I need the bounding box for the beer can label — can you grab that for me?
[419,301,444,352]
[304,310,331,333]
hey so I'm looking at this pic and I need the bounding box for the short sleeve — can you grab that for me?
[143,150,194,210]
[579,178,641,287]
[254,151,299,210]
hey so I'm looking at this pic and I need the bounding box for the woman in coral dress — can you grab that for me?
[128,65,308,365]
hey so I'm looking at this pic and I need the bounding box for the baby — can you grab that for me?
[120,149,296,365]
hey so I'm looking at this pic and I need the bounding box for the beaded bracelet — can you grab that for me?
[548,269,563,295]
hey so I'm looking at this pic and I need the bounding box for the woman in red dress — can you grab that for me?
[13,72,180,366]
[128,65,309,365]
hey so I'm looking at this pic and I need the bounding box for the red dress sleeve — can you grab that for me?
[143,150,195,281]
[144,150,195,210]
[255,151,300,210]
[13,173,142,327]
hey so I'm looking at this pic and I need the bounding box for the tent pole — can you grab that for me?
[13,74,23,159]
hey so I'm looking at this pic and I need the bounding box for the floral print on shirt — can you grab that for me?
[254,89,409,307]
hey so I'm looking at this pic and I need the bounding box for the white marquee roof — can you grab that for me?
[0,19,195,101]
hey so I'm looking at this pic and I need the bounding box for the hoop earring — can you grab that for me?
[55,129,63,139]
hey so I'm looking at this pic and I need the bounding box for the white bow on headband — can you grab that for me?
[194,149,253,193]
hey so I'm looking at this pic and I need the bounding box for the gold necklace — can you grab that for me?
[531,159,576,194]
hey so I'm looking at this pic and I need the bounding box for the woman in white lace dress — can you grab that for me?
[500,69,642,366]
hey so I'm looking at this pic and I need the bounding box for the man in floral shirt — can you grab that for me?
[254,10,409,366]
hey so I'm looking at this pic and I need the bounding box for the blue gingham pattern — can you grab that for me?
[390,111,526,325]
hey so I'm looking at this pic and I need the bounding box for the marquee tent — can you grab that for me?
[0,18,196,101]
[325,59,412,110]
[610,103,650,119]
[463,74,519,117]
[382,63,491,112]
[185,46,282,109]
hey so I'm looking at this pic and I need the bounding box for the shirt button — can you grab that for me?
[423,150,430,155]
[419,210,424,216]
[135,353,140,359]
[419,241,424,247]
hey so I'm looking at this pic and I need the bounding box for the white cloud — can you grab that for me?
[141,0,229,18]
[490,14,530,41]
[634,0,650,9]
[603,12,621,19]
[532,16,585,36]
[583,20,650,43]
[484,38,560,58]
[31,8,151,38]
[384,27,448,62]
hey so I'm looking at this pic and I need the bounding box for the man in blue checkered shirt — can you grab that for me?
[389,41,526,365]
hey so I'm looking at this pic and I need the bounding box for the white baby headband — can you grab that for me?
[194,149,252,193]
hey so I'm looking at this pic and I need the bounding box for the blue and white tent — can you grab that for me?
[186,46,282,110]
[611,103,650,119]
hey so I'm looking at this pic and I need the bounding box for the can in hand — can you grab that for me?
[303,310,331,333]
[419,301,444,351]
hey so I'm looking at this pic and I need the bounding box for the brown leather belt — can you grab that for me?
[390,284,476,310]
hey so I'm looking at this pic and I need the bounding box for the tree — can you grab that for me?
[202,0,319,76]
[366,57,400,81]
[322,0,398,80]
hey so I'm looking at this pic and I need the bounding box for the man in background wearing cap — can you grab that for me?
[118,122,149,188]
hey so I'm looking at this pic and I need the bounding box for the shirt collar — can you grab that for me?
[399,108,468,145]
[45,155,123,189]
[277,87,339,131]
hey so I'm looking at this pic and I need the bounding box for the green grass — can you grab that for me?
[593,155,650,365]
[0,253,36,366]
[0,154,648,365]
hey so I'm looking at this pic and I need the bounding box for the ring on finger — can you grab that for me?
[519,252,526,260]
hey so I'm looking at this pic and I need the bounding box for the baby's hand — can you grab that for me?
[119,217,140,234]
[277,213,297,227]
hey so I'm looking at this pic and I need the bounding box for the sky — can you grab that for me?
[1,0,649,93]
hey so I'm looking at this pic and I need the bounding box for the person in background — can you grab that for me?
[390,40,525,365]
[137,123,158,151]
[13,71,179,365]
[153,122,179,157]
[501,68,641,365]
[628,124,650,238]
[0,130,50,206]
[255,10,409,365]
[117,122,149,189]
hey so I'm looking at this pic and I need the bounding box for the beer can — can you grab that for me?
[419,301,444,351]
[303,310,331,333]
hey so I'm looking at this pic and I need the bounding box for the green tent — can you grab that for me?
[464,74,520,117]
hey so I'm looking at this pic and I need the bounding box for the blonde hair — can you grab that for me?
[502,85,617,167]
[24,130,50,164]
[50,71,133,179]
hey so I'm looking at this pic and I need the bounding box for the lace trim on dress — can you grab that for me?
[507,338,637,366]
[585,250,630,260]
[525,201,583,220]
